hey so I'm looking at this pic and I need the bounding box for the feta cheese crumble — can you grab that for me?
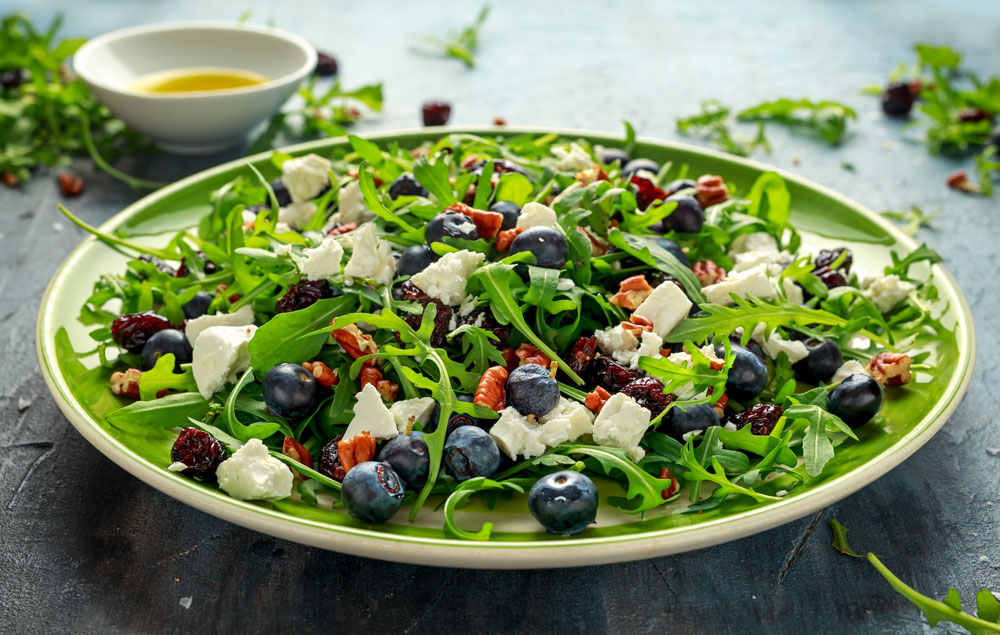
[592,393,651,460]
[299,236,344,281]
[281,153,332,203]
[702,264,776,305]
[863,274,915,313]
[831,360,869,384]
[515,202,559,230]
[278,201,317,230]
[343,222,397,285]
[632,280,692,337]
[410,249,486,305]
[184,304,255,346]
[489,408,546,459]
[389,397,437,433]
[216,438,293,501]
[489,398,594,459]
[552,142,593,171]
[595,325,664,370]
[167,461,188,473]
[730,232,778,255]
[343,383,399,441]
[751,324,809,363]
[333,180,375,225]
[191,324,257,399]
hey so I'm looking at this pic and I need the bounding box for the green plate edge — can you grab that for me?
[35,127,976,569]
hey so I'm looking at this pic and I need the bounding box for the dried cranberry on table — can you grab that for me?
[171,427,226,480]
[620,376,675,419]
[275,279,338,313]
[422,100,452,126]
[734,404,783,436]
[111,311,173,353]
[314,51,338,76]
[881,81,915,117]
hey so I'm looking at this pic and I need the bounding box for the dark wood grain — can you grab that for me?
[2,0,999,632]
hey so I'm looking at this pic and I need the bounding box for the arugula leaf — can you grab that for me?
[676,100,770,156]
[606,229,706,303]
[356,161,421,238]
[412,155,457,205]
[746,172,791,230]
[494,171,533,205]
[883,243,943,278]
[249,296,354,374]
[137,354,197,400]
[677,434,780,504]
[638,341,731,403]
[880,206,939,238]
[737,98,857,145]
[557,445,677,513]
[829,519,865,557]
[414,5,490,67]
[348,134,383,164]
[443,477,524,540]
[57,205,178,260]
[223,369,283,442]
[106,392,209,428]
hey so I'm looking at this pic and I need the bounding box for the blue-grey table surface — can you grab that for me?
[2,1,998,633]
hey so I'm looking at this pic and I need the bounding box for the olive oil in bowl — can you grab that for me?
[130,67,270,94]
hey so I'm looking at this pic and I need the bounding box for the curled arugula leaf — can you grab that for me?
[556,445,678,513]
[443,477,525,540]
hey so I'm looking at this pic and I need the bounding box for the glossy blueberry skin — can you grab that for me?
[427,395,481,434]
[489,200,522,231]
[388,173,428,200]
[341,461,405,524]
[827,374,884,428]
[655,237,690,267]
[443,426,500,482]
[397,244,437,277]
[528,470,598,535]
[141,329,192,372]
[509,226,568,269]
[425,212,479,246]
[665,178,697,195]
[730,335,765,361]
[717,343,769,403]
[182,291,214,319]
[662,404,720,440]
[660,194,704,233]
[262,363,320,421]
[270,178,292,207]
[622,158,659,178]
[378,434,430,489]
[506,363,559,416]
[792,338,843,384]
[598,147,630,166]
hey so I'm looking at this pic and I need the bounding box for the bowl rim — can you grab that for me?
[72,20,317,99]
[35,127,977,568]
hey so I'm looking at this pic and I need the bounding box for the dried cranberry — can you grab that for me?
[815,267,848,290]
[958,107,994,123]
[111,311,172,353]
[276,279,335,313]
[813,248,852,273]
[171,427,225,480]
[422,100,452,126]
[458,306,511,347]
[396,282,453,347]
[881,82,914,117]
[567,336,598,377]
[318,435,346,481]
[138,255,177,276]
[587,356,639,393]
[314,51,339,76]
[0,68,26,91]
[630,175,667,210]
[466,158,530,179]
[734,404,783,436]
[620,376,675,419]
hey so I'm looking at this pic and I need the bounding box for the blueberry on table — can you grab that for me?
[397,244,437,277]
[422,100,452,126]
[881,81,915,117]
[182,291,214,320]
[141,329,192,372]
[170,427,225,480]
[528,471,598,535]
[378,434,430,489]
[827,374,884,428]
[792,338,843,384]
[489,200,521,231]
[388,172,428,200]
[270,178,292,207]
[263,363,320,421]
[717,343,768,403]
[508,226,568,269]
[443,426,500,482]
[424,211,479,246]
[621,158,659,178]
[506,363,559,416]
[341,462,405,524]
[662,404,720,439]
[597,147,630,166]
[654,194,704,234]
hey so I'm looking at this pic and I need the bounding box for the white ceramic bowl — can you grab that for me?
[73,21,316,154]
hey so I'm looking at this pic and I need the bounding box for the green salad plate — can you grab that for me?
[36,128,975,568]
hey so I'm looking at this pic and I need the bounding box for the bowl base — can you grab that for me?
[156,137,245,155]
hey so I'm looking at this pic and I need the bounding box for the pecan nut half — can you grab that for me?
[331,323,379,363]
[695,174,729,207]
[337,431,376,475]
[282,437,313,470]
[692,260,727,286]
[303,361,339,387]
[110,368,144,399]
[866,352,912,386]
[474,366,508,411]
[609,274,654,311]
[514,343,552,368]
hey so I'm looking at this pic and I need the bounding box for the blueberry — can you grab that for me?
[141,329,192,372]
[182,291,213,319]
[509,226,568,269]
[622,158,659,178]
[598,147,630,166]
[425,212,478,246]
[881,82,914,118]
[506,364,559,416]
[827,374,884,428]
[397,245,437,277]
[270,178,292,207]
[262,363,319,421]
[489,200,521,230]
[792,339,843,384]
[443,426,500,482]
[654,237,690,267]
[654,194,704,234]
[341,461,405,524]
[528,470,598,535]
[717,343,768,403]
[378,434,430,489]
[730,335,765,361]
[662,404,720,439]
[446,395,484,435]
[388,173,428,200]
[665,178,697,194]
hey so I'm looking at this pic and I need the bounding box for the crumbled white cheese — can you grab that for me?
[410,249,485,305]
[831,360,869,384]
[552,142,593,171]
[724,421,738,432]
[730,232,778,255]
[751,324,809,363]
[490,399,594,460]
[515,202,559,229]
[632,280,693,337]
[665,345,722,395]
[282,153,332,203]
[731,249,794,274]
[782,277,804,304]
[191,324,257,399]
[274,222,293,234]
[216,438,293,501]
[595,324,639,362]
[632,330,665,369]
[702,264,777,305]
[343,222,397,285]
[592,393,651,458]
[557,278,576,291]
[167,461,188,472]
[388,397,436,434]
[273,243,292,256]
[775,489,788,497]
[457,295,479,316]
[299,236,344,281]
[184,305,255,346]
[277,201,317,230]
[864,274,915,313]
[343,383,400,441]
[537,397,595,444]
[489,407,547,459]
[334,179,375,225]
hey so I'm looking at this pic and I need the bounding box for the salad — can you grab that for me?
[69,130,946,539]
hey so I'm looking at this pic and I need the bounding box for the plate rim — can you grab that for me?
[36,126,977,568]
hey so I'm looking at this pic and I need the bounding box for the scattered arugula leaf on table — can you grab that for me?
[413,5,490,68]
[880,206,940,237]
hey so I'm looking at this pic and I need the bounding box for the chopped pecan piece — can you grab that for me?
[110,369,144,399]
[621,320,652,338]
[866,352,912,386]
[658,467,680,499]
[337,431,376,475]
[695,174,729,207]
[359,366,398,401]
[302,361,339,387]
[495,226,525,252]
[282,437,313,470]
[331,323,379,364]
[575,164,609,185]
[445,202,504,239]
[692,261,727,286]
[474,366,508,411]
[584,386,612,413]
[326,222,358,237]
[609,274,654,311]
[514,343,551,368]
[1,172,18,187]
